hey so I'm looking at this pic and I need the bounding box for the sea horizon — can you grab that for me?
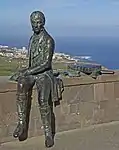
[0,36,119,69]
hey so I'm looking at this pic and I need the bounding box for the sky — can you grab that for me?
[0,0,119,37]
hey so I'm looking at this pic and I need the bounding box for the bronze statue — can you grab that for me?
[10,11,62,148]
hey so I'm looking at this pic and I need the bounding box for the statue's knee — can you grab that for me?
[39,99,47,106]
[39,100,50,110]
[39,101,51,116]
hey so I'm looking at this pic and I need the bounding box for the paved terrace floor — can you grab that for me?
[1,121,119,150]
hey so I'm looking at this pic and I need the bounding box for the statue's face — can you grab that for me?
[30,14,43,34]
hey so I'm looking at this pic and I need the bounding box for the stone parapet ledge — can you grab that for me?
[0,73,119,92]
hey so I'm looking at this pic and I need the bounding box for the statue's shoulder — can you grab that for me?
[47,35,55,46]
[44,29,55,45]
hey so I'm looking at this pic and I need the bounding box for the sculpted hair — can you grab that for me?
[30,11,45,26]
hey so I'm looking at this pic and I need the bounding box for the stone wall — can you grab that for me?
[1,74,119,143]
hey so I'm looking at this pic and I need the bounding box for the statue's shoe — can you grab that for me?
[45,136,54,148]
[13,123,28,141]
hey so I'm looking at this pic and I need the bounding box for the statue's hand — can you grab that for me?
[22,69,30,76]
[9,68,27,82]
[9,71,23,81]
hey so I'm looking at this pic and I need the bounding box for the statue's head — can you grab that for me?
[30,11,45,34]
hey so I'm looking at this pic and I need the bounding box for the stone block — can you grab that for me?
[0,125,8,137]
[56,114,81,132]
[70,104,77,114]
[78,101,99,125]
[78,84,94,102]
[7,123,17,137]
[104,83,114,101]
[92,109,105,124]
[29,118,35,132]
[63,84,94,105]
[94,83,104,102]
[54,105,62,118]
[35,118,42,131]
[99,100,108,110]
[56,114,66,127]
[60,103,70,114]
[114,82,119,99]
[0,92,16,115]
[63,87,81,104]
[31,106,40,119]
[33,118,43,137]
[104,100,119,122]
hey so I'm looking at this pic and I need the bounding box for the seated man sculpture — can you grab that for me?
[10,11,63,148]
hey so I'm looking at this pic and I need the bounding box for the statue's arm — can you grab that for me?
[25,38,54,75]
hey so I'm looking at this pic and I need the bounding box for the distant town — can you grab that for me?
[0,44,93,63]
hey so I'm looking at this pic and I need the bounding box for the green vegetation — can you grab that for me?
[0,56,28,76]
[0,56,69,76]
[52,62,67,70]
[0,56,99,77]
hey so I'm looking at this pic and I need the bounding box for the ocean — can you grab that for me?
[55,36,119,70]
[0,36,119,69]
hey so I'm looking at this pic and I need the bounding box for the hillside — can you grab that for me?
[0,54,107,76]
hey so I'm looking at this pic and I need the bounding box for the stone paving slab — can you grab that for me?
[1,121,119,150]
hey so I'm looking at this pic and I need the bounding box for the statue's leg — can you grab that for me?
[25,86,33,140]
[36,75,54,148]
[13,75,35,141]
[49,94,56,139]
